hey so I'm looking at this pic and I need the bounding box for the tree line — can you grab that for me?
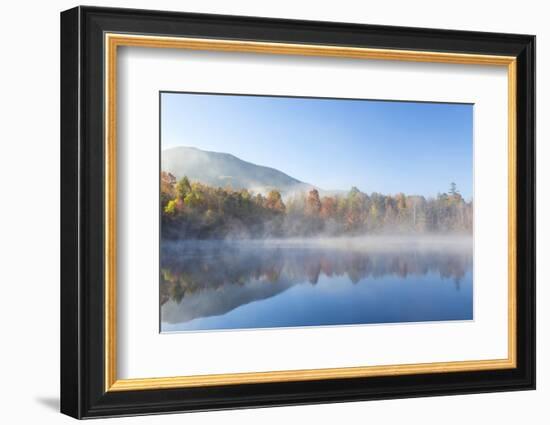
[161,172,472,239]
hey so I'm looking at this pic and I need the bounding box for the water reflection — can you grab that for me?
[160,238,473,332]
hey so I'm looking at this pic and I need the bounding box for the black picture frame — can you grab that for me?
[61,5,535,419]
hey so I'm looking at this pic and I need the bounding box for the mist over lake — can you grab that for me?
[160,92,474,333]
[161,236,473,332]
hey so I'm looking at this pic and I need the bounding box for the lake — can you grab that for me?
[160,236,473,332]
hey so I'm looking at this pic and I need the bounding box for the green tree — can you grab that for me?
[176,176,192,200]
[346,187,368,231]
[164,199,178,216]
[184,191,202,209]
[449,182,459,197]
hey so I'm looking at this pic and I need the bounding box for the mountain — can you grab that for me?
[162,146,316,196]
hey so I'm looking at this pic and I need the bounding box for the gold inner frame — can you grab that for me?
[104,33,517,392]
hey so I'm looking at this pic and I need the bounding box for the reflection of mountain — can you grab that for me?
[162,279,295,325]
[162,146,314,195]
[160,240,473,325]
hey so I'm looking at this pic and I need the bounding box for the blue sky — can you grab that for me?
[161,92,473,200]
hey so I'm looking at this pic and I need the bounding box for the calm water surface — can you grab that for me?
[160,237,473,332]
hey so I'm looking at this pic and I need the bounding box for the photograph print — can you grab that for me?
[159,92,473,333]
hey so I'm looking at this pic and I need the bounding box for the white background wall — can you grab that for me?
[0,0,545,423]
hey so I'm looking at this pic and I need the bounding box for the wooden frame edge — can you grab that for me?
[104,33,518,393]
[108,358,516,391]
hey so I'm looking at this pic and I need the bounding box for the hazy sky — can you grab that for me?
[161,92,473,199]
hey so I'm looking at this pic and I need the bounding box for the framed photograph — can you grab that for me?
[60,6,535,419]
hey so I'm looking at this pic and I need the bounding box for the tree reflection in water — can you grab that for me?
[160,238,472,326]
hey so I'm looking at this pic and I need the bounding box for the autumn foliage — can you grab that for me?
[161,172,473,239]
